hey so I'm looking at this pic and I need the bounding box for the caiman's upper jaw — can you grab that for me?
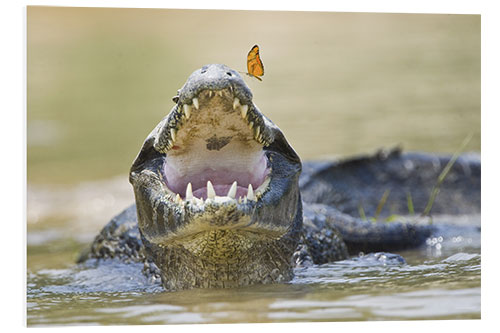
[156,86,273,206]
[155,87,273,152]
[154,64,275,153]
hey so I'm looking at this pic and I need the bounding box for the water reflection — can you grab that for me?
[27,245,481,325]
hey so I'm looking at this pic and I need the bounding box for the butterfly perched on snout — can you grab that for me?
[245,45,264,81]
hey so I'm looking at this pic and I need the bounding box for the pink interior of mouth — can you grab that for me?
[161,89,270,200]
[164,151,269,200]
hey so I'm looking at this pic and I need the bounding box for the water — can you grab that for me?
[27,236,480,325]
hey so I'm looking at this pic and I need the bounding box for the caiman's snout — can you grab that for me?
[176,64,253,107]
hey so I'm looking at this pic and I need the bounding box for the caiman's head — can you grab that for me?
[130,64,302,291]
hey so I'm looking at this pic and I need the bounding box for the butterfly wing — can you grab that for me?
[247,45,264,80]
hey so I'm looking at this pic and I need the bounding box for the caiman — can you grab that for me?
[78,64,481,291]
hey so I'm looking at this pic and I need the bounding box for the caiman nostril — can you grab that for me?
[226,72,233,76]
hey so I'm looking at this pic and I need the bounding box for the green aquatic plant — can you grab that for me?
[406,191,415,215]
[421,133,474,217]
[358,202,367,221]
[374,189,391,221]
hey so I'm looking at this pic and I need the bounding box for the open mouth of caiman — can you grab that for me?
[160,87,271,205]
[129,64,302,244]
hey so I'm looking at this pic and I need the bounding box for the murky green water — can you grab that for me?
[27,8,480,325]
[27,227,480,325]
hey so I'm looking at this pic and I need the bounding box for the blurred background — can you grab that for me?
[27,7,480,268]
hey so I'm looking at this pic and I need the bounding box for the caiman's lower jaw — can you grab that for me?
[160,87,271,208]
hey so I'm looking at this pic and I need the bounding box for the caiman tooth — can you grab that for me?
[208,90,213,98]
[248,121,254,130]
[170,128,176,142]
[255,126,260,140]
[247,184,255,201]
[207,181,216,199]
[256,176,271,194]
[186,182,193,200]
[192,97,199,110]
[227,181,237,199]
[238,197,242,204]
[218,91,223,97]
[183,104,191,119]
[233,97,240,110]
[175,193,182,204]
[240,104,248,118]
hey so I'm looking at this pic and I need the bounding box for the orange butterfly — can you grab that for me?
[246,45,264,81]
